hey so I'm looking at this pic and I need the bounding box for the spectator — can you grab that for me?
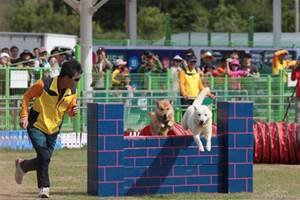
[90,47,112,102]
[123,74,136,123]
[202,62,219,88]
[50,48,60,68]
[179,54,215,109]
[241,53,260,102]
[200,51,216,71]
[180,48,194,68]
[170,55,183,95]
[226,59,249,90]
[58,53,67,67]
[230,49,239,60]
[19,49,34,68]
[291,59,300,124]
[33,48,39,59]
[137,51,162,90]
[272,49,297,75]
[10,46,19,63]
[112,59,127,90]
[35,47,50,68]
[2,47,10,54]
[48,56,60,78]
[0,52,11,67]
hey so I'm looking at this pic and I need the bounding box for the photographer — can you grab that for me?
[291,59,300,124]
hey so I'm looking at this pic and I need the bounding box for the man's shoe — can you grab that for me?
[15,157,26,184]
[38,187,50,198]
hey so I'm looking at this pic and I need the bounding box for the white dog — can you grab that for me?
[182,87,212,152]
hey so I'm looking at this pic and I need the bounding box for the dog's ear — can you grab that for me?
[148,112,154,117]
[193,105,198,110]
[154,99,159,105]
[169,98,174,105]
[207,104,212,111]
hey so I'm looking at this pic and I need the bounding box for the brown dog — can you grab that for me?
[148,99,175,136]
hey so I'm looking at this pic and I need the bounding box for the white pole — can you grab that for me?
[273,0,282,47]
[296,0,299,33]
[81,0,93,92]
[129,0,137,45]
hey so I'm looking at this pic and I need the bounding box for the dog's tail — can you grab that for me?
[148,112,154,117]
[192,87,210,107]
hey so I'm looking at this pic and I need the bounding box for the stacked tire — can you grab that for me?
[253,122,300,164]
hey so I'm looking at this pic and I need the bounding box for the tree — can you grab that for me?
[137,6,165,40]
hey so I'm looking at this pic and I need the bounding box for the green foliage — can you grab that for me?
[137,6,165,40]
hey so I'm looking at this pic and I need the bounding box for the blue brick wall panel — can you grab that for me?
[236,102,253,118]
[149,186,173,195]
[87,151,97,166]
[124,178,135,187]
[98,183,117,197]
[124,139,133,148]
[105,136,123,150]
[227,164,235,178]
[248,118,253,132]
[98,121,117,135]
[149,148,173,157]
[187,156,211,165]
[228,179,247,193]
[88,166,98,182]
[87,120,98,136]
[174,186,198,193]
[124,167,148,178]
[135,157,160,166]
[104,104,124,120]
[88,103,104,120]
[118,182,124,197]
[88,182,98,196]
[118,151,123,166]
[124,148,147,157]
[247,149,253,163]
[187,176,210,185]
[98,152,117,166]
[172,137,185,147]
[228,119,247,133]
[212,175,223,184]
[117,120,124,136]
[161,156,186,166]
[174,147,199,156]
[174,166,198,176]
[124,158,134,166]
[106,167,123,181]
[227,149,247,163]
[186,137,197,147]
[198,146,224,155]
[199,165,223,175]
[88,135,98,151]
[200,185,223,193]
[133,138,147,147]
[212,136,223,146]
[124,187,148,196]
[223,134,235,148]
[236,134,253,148]
[212,155,224,164]
[236,164,253,178]
[136,178,160,187]
[146,138,159,147]
[97,136,104,151]
[98,167,104,182]
[248,179,253,192]
[148,166,173,177]
[161,177,185,186]
[217,118,228,133]
[217,101,229,118]
[159,138,172,147]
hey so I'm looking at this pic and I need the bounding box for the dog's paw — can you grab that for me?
[167,121,174,127]
[199,147,205,152]
[206,146,211,152]
[160,123,165,128]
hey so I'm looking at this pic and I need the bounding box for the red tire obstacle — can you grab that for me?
[134,122,300,164]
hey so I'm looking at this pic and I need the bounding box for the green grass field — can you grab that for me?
[0,147,299,200]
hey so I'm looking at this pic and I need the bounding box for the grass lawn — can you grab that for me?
[0,147,299,199]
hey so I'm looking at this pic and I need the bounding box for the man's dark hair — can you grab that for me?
[221,57,227,63]
[59,59,83,78]
[33,48,39,52]
[2,47,9,52]
[230,49,238,55]
[51,48,61,55]
[10,46,19,52]
[185,48,194,55]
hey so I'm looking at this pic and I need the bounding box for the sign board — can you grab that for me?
[10,70,28,88]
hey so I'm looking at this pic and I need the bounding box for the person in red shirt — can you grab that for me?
[291,59,300,124]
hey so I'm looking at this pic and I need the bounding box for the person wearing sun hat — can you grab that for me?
[225,59,249,91]
[272,49,297,75]
[200,51,216,72]
[169,55,183,100]
[112,59,128,90]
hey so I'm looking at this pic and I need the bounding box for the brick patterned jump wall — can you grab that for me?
[87,101,253,197]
